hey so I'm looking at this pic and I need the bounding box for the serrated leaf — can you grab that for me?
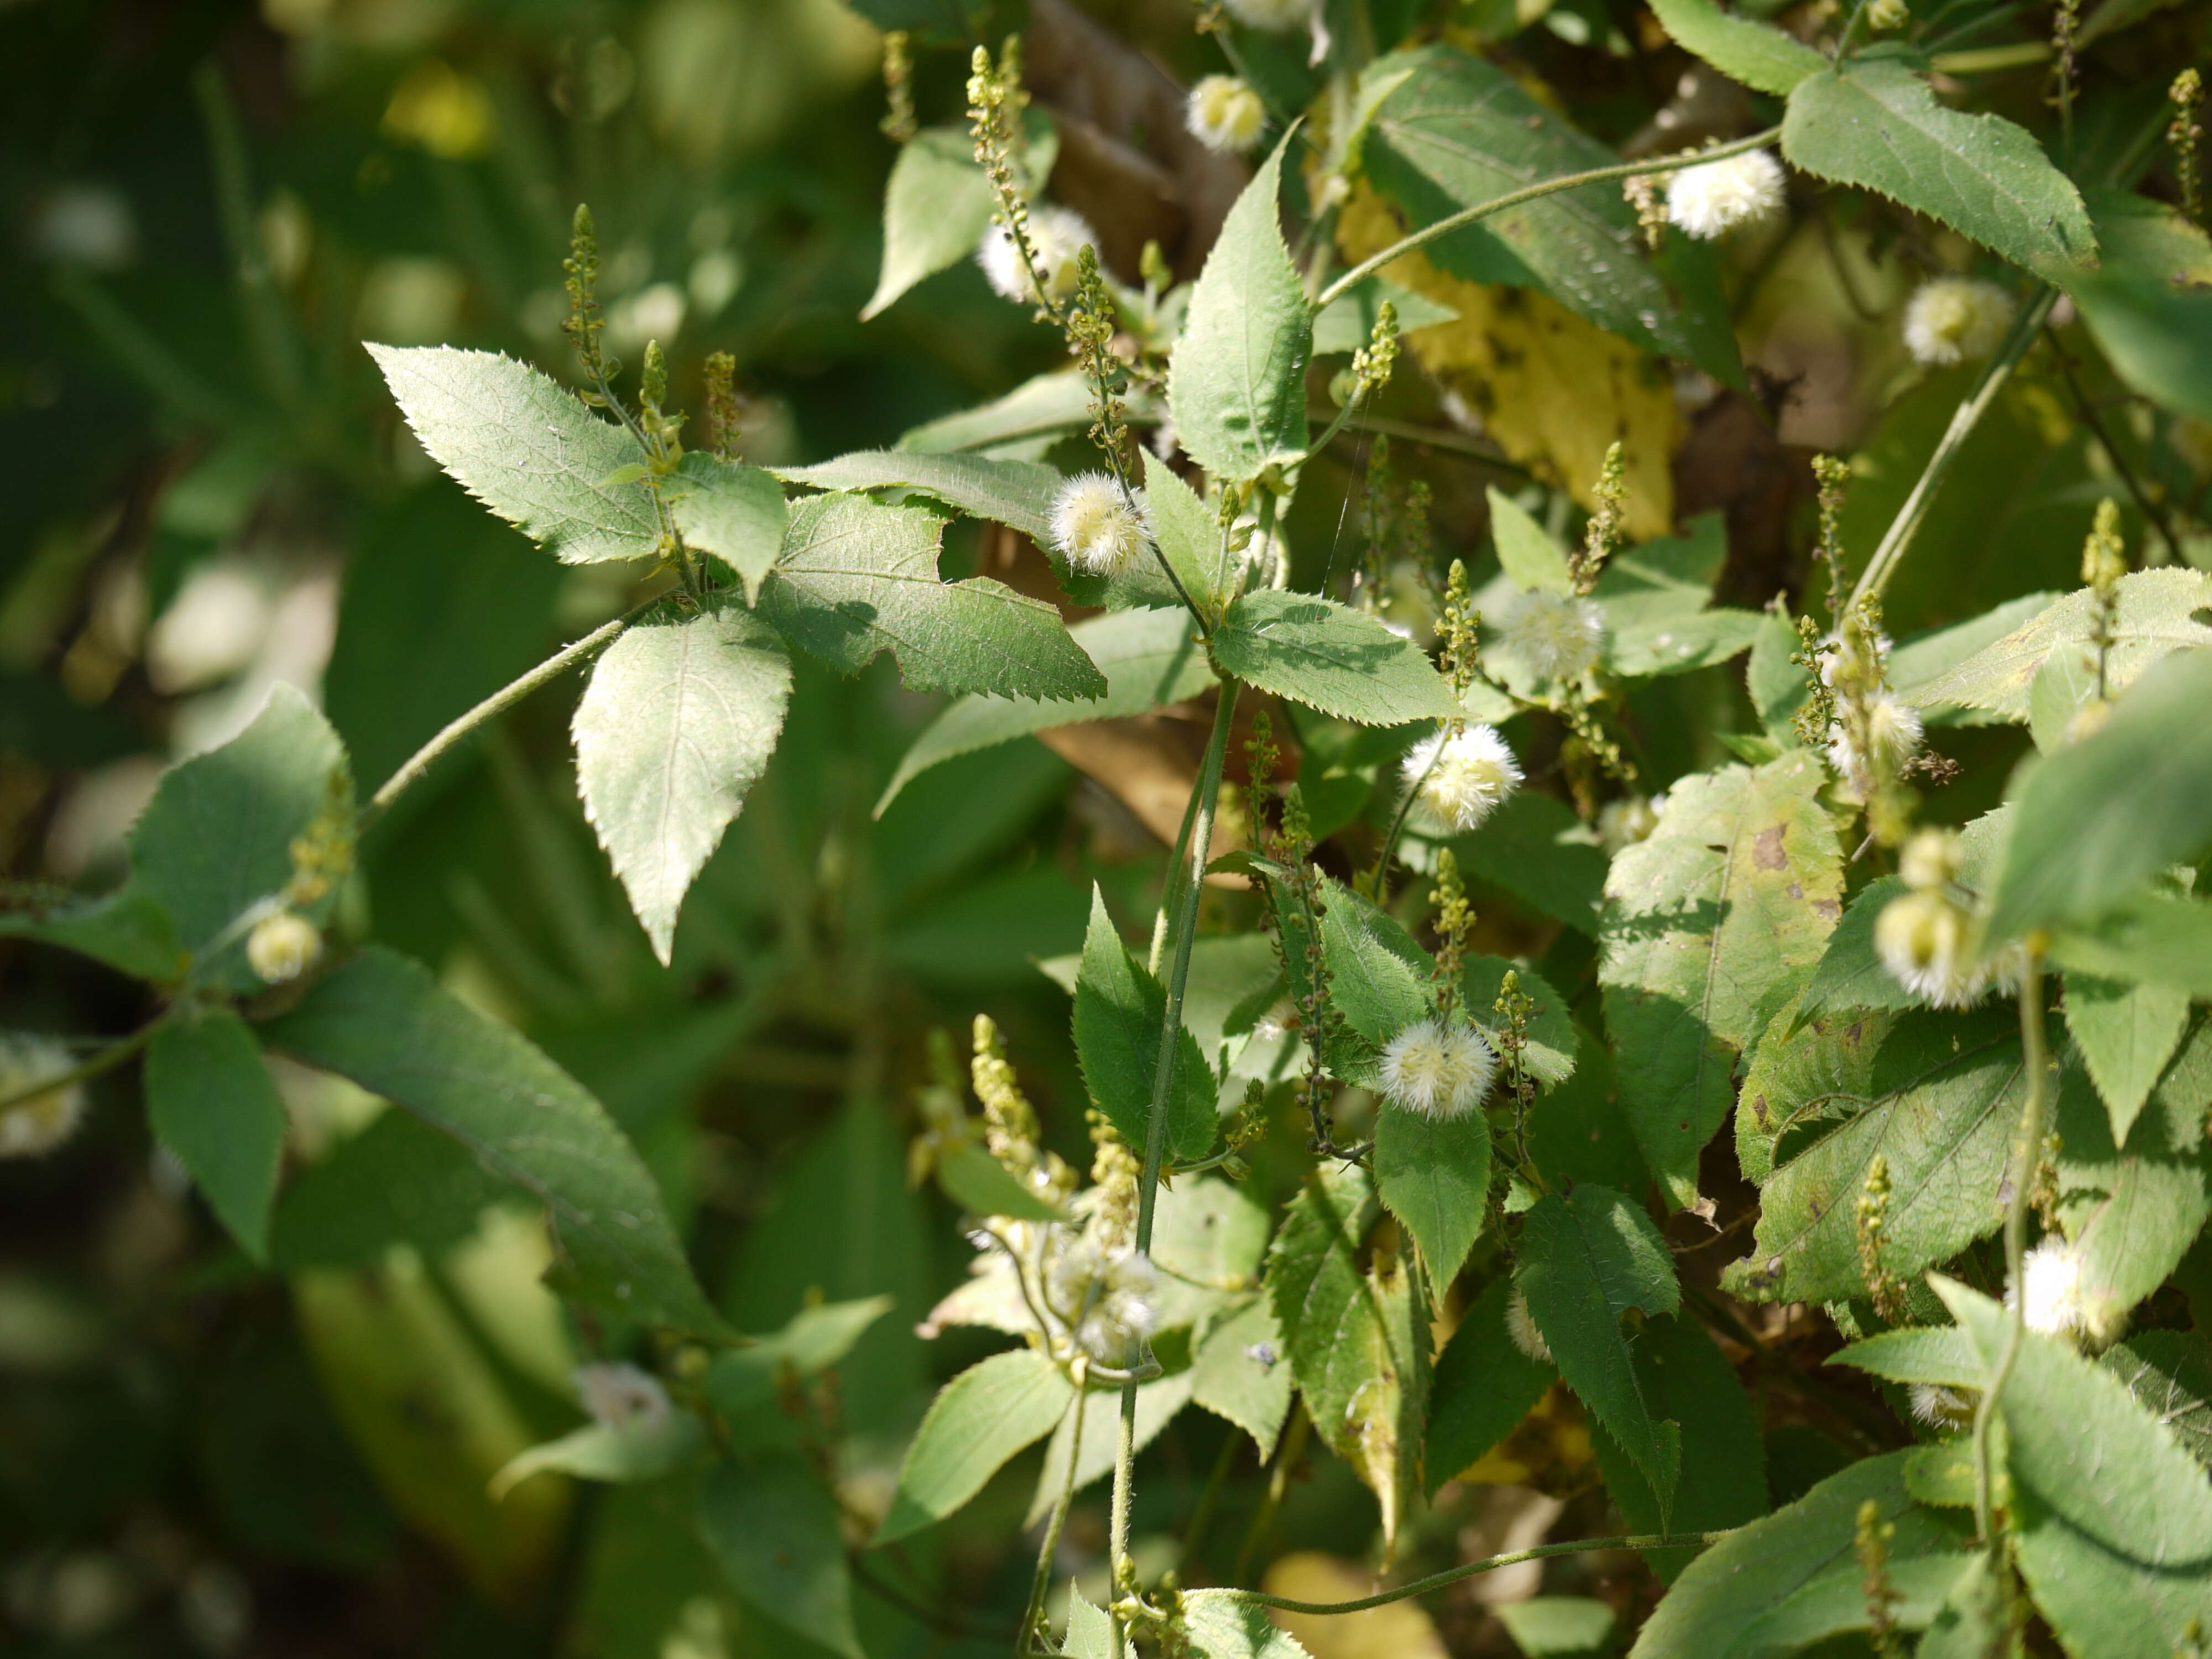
[263,947,728,1338]
[1516,1185,1682,1521]
[1891,591,2062,724]
[2051,894,2212,997]
[2067,972,2191,1147]
[1985,645,2212,943]
[1211,589,1463,726]
[1440,789,1607,935]
[877,607,1211,812]
[366,345,660,564]
[1191,1297,1292,1459]
[1025,1369,1192,1528]
[862,117,1058,321]
[664,453,786,603]
[1598,753,1844,1208]
[1828,1324,1982,1389]
[1425,1276,1554,1493]
[1071,888,1217,1165]
[775,449,1061,542]
[1311,277,1458,355]
[762,492,1106,701]
[145,1009,286,1260]
[1063,1587,1115,1659]
[2101,1331,2212,1468]
[1169,133,1311,483]
[1736,989,1891,1187]
[1374,1107,1491,1285]
[2053,1070,2211,1327]
[900,369,1152,457]
[1488,487,1573,593]
[875,1348,1074,1543]
[0,888,181,982]
[1647,0,1827,95]
[1181,1592,1316,1658]
[1781,60,2096,287]
[1140,448,1232,616]
[708,1297,896,1422]
[699,1454,862,1659]
[573,601,791,964]
[1733,1009,2025,1306]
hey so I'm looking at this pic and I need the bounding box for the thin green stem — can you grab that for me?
[359,598,657,832]
[1848,288,2057,611]
[1021,1387,1086,1653]
[1214,1531,1732,1615]
[0,1019,164,1117]
[1149,780,1206,977]
[1973,947,2049,1554]
[1314,127,1781,310]
[194,60,306,412]
[1108,677,1242,1655]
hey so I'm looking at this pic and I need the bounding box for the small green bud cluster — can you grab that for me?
[1568,441,1626,596]
[879,30,916,144]
[2175,70,2205,226]
[1854,1153,1907,1323]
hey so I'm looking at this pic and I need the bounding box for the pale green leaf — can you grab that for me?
[1168,134,1312,484]
[665,453,786,603]
[1180,1590,1316,1658]
[2053,1070,2210,1326]
[366,345,660,564]
[1598,753,1844,1208]
[145,1009,287,1260]
[1589,515,1728,630]
[1426,1275,1554,1493]
[1608,608,1764,679]
[709,1296,897,1422]
[2074,255,2212,425]
[1828,1324,1981,1389]
[1496,1599,1618,1658]
[1890,591,2062,724]
[1311,278,1458,356]
[763,492,1107,701]
[1025,1369,1192,1528]
[1150,1176,1271,1322]
[1736,988,1891,1187]
[1071,888,1217,1165]
[2051,894,2212,997]
[699,1453,862,1659]
[1489,487,1573,593]
[900,369,1155,458]
[1191,1296,1292,1459]
[862,116,1058,321]
[775,449,1061,542]
[1211,589,1463,726]
[491,1414,706,1500]
[1140,448,1232,616]
[1647,0,1827,95]
[1517,1184,1682,1521]
[933,1141,1066,1222]
[2101,1331,2212,1468]
[263,947,728,1338]
[1063,1588,1116,1659]
[573,601,792,964]
[2067,972,2192,1147]
[875,1347,1074,1543]
[1780,60,2096,287]
[1374,1106,1491,1285]
[1441,790,1607,935]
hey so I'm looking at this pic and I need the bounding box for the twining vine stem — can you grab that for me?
[1108,677,1243,1656]
[1314,126,1783,309]
[1213,1531,1734,1615]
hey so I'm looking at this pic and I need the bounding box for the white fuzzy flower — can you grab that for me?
[1908,1383,1976,1433]
[1827,692,1924,791]
[1898,828,1964,894]
[1498,589,1606,682]
[1186,76,1267,155]
[1665,148,1786,239]
[1049,473,1153,576]
[247,911,322,984]
[1065,1248,1157,1366]
[1379,1017,1498,1119]
[574,1361,671,1430]
[1505,1286,1553,1365]
[1597,795,1662,853]
[1401,724,1522,833]
[1903,278,2017,367]
[977,204,1097,306]
[2011,1240,2089,1340]
[0,1036,86,1159]
[1220,0,1310,30]
[1874,889,1982,1009]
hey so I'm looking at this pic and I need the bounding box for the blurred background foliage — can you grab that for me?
[4,0,2209,1654]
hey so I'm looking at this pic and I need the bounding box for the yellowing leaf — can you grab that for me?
[1260,1554,1450,1659]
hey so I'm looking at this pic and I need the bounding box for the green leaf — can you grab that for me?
[1141,448,1232,616]
[1191,1296,1293,1459]
[1608,608,1764,680]
[862,117,1058,321]
[1828,1324,1982,1389]
[1210,590,1463,726]
[1063,1587,1116,1659]
[1936,1276,2212,1658]
[572,601,790,964]
[2053,1069,2211,1326]
[490,1415,707,1500]
[1311,278,1458,356]
[699,1454,862,1659]
[1496,1599,1618,1658]
[933,1141,1066,1222]
[1627,1452,1973,1657]
[1736,990,1891,1187]
[1891,591,2063,724]
[1025,1369,1193,1528]
[1598,754,1844,1208]
[763,492,1107,700]
[1359,46,1699,362]
[1985,645,2212,942]
[1589,515,1728,629]
[2067,972,2192,1147]
[263,947,728,1338]
[775,449,1061,544]
[1781,60,2096,287]
[1374,1106,1491,1284]
[1731,1008,2025,1306]
[874,1348,1074,1543]
[1460,956,1578,1089]
[1180,1592,1316,1658]
[877,608,1212,812]
[1488,487,1573,593]
[2101,1331,2212,1468]
[708,1297,896,1423]
[366,345,660,564]
[2052,894,2212,997]
[272,1110,510,1269]
[1517,1185,1682,1521]
[145,1009,287,1260]
[900,369,1151,458]
[665,453,787,604]
[1646,0,1826,95]
[1905,568,2212,722]
[124,684,351,992]
[0,888,181,982]
[1150,1176,1271,1328]
[1443,790,1607,935]
[1071,888,1218,1165]
[1168,133,1312,484]
[1264,1164,1430,1550]
[1426,1275,1554,1493]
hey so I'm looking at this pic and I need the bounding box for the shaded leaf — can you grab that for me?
[699,1454,862,1659]
[1071,888,1217,1165]
[146,1008,287,1260]
[1374,1107,1491,1286]
[1025,1368,1193,1528]
[491,1415,706,1500]
[2067,972,2192,1147]
[1425,1276,1553,1493]
[2101,1331,2212,1469]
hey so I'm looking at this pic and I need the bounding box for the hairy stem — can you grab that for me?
[0,1019,165,1118]
[1215,1531,1733,1615]
[1315,127,1781,309]
[1973,947,2048,1553]
[1108,677,1241,1655]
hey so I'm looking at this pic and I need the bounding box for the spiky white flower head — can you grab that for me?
[1908,1383,1977,1433]
[1186,76,1267,155]
[1401,724,1523,834]
[1498,589,1606,682]
[1049,473,1154,577]
[1066,1248,1157,1367]
[1597,795,1663,853]
[1505,1286,1553,1365]
[1874,889,1983,1009]
[977,204,1097,306]
[246,911,322,985]
[1903,278,2017,367]
[2011,1239,2089,1340]
[1665,148,1786,240]
[1220,0,1311,30]
[0,1036,86,1159]
[1380,1017,1498,1119]
[574,1361,671,1430]
[1898,827,1965,894]
[1827,692,1924,791]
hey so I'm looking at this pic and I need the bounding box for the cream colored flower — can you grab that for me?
[1186,76,1267,155]
[247,911,322,985]
[1498,589,1606,682]
[573,1361,671,1429]
[1049,473,1152,576]
[977,205,1097,306]
[0,1036,86,1159]
[1908,1383,1976,1433]
[1903,278,2017,366]
[1401,725,1522,833]
[1665,149,1786,239]
[1827,692,1924,791]
[1874,889,1980,1009]
[1379,1017,1498,1119]
[2012,1239,2088,1340]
